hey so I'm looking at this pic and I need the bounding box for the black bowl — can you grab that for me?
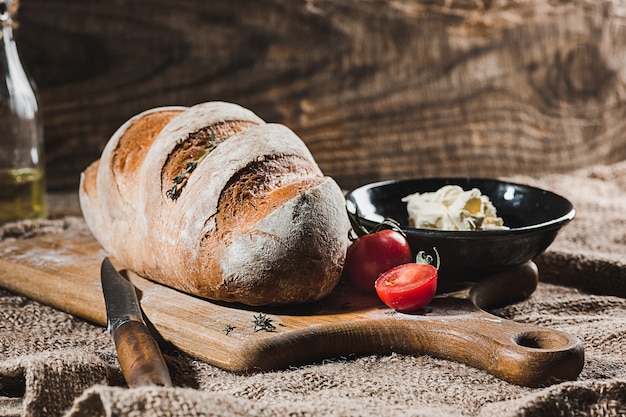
[345,178,575,279]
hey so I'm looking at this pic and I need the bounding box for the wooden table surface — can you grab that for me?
[47,191,82,219]
[16,1,626,193]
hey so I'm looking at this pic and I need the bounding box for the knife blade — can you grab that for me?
[100,257,172,388]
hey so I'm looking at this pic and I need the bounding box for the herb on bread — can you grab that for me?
[166,131,221,200]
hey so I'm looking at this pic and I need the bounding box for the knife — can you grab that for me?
[100,257,173,387]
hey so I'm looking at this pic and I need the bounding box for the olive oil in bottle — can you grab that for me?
[0,167,46,224]
[0,0,47,225]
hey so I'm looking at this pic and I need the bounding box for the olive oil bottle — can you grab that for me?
[0,0,47,225]
[0,167,46,224]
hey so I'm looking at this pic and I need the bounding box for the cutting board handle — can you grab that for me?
[461,262,584,386]
[393,298,584,387]
[373,262,584,387]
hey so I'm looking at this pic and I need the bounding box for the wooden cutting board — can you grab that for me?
[0,226,584,387]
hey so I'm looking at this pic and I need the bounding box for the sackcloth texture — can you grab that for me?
[0,161,624,417]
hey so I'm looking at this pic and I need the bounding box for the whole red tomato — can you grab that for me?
[375,250,439,312]
[343,228,413,293]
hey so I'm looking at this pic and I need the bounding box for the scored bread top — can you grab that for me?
[80,101,350,305]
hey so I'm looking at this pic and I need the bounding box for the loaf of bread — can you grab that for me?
[79,102,350,306]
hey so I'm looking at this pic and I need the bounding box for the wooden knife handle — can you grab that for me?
[113,320,173,388]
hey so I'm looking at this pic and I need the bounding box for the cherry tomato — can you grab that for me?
[375,262,438,312]
[343,229,413,293]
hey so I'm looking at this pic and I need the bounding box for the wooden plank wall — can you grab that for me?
[16,0,626,191]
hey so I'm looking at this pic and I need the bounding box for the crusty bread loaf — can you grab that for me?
[79,101,350,306]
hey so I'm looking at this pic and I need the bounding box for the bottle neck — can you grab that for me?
[0,21,38,118]
[0,1,23,72]
[2,23,15,55]
[0,15,17,67]
[3,23,17,52]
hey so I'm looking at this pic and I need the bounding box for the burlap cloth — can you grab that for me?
[0,162,625,417]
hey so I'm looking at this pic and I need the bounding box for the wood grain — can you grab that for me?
[113,320,173,388]
[0,226,584,387]
[15,1,626,191]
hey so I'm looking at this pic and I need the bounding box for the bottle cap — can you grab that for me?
[0,0,18,24]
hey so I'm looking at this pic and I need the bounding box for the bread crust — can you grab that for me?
[79,101,349,305]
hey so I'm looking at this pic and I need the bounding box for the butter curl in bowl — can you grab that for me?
[345,178,575,279]
[402,184,508,231]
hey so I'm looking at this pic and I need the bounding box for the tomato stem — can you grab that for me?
[415,247,440,270]
[371,218,405,236]
[346,207,406,241]
[346,208,370,240]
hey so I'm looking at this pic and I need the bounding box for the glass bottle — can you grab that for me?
[0,0,46,224]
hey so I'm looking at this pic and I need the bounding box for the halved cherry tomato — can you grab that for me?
[343,228,413,293]
[375,261,438,312]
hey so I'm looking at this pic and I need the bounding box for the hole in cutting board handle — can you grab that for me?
[512,330,571,350]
